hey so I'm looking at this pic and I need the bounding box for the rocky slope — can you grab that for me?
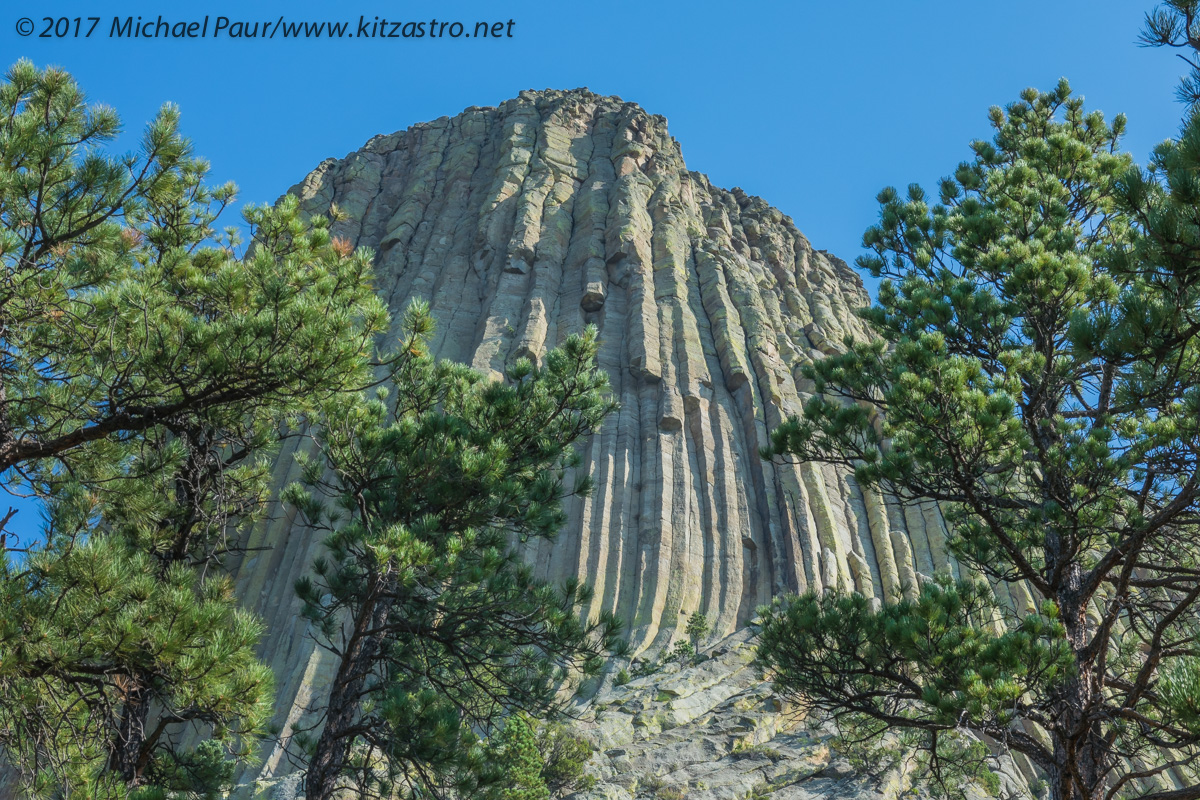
[226,88,1023,797]
[564,627,1036,800]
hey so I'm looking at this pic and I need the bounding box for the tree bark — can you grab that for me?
[109,678,150,786]
[304,583,391,800]
[1051,562,1109,800]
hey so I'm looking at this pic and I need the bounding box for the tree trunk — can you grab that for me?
[109,678,150,786]
[1049,676,1109,800]
[304,588,391,800]
[1050,563,1110,800]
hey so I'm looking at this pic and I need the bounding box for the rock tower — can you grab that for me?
[229,89,1000,799]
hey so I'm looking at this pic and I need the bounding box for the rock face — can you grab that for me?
[228,88,977,795]
[556,629,1029,800]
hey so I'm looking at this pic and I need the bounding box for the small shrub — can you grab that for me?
[731,739,783,761]
[491,715,550,800]
[685,611,710,649]
[537,721,595,798]
[631,659,659,678]
[670,640,695,665]
[744,782,773,800]
[641,775,665,792]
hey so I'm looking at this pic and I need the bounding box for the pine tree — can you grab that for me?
[534,722,594,798]
[492,716,549,800]
[1141,1,1200,106]
[285,303,623,800]
[758,80,1200,800]
[669,640,695,666]
[685,611,710,650]
[0,60,390,796]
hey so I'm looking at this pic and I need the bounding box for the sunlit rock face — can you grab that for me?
[225,89,983,796]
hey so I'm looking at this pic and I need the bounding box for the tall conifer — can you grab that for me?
[0,60,390,797]
[759,78,1200,800]
[286,304,622,800]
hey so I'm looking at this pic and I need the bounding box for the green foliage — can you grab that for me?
[491,716,550,800]
[685,611,710,649]
[743,782,771,800]
[136,741,238,800]
[833,723,1002,800]
[287,305,623,799]
[1159,656,1200,734]
[759,579,1072,727]
[0,60,389,796]
[1141,2,1200,106]
[670,640,695,666]
[630,659,660,679]
[0,59,387,494]
[730,740,783,761]
[614,668,631,687]
[3,536,272,785]
[640,775,665,794]
[534,721,594,797]
[760,79,1200,799]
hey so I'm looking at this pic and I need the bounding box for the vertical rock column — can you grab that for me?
[223,89,949,785]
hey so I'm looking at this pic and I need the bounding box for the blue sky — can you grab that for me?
[1,0,1190,541]
[9,1,1187,276]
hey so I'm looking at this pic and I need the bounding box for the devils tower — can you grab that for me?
[227,89,1015,799]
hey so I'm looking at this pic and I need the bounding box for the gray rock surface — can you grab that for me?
[570,629,887,800]
[557,629,1030,800]
[222,87,990,797]
[226,87,977,795]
